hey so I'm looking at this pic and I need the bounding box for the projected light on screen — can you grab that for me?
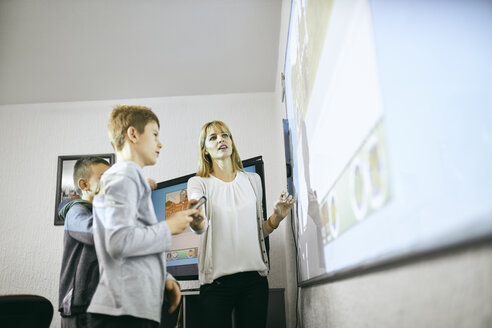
[284,0,492,285]
[284,0,390,281]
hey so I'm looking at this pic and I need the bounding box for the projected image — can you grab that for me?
[285,0,492,286]
[315,123,390,250]
[319,191,340,244]
[289,0,333,122]
[350,158,369,220]
[320,200,330,244]
[366,135,388,209]
[328,193,339,238]
[284,0,390,281]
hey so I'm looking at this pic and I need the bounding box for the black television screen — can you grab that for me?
[151,156,267,281]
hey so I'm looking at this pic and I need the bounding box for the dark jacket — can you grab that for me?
[58,199,99,317]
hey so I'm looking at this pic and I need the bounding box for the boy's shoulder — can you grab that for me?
[104,161,143,181]
[101,161,149,192]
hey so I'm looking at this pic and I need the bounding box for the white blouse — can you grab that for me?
[188,171,267,281]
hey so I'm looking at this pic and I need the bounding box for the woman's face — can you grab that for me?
[204,127,233,161]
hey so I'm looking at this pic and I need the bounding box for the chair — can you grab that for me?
[0,294,53,328]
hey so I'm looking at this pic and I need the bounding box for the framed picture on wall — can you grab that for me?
[54,153,115,226]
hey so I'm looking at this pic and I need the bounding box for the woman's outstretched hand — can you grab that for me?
[271,191,295,227]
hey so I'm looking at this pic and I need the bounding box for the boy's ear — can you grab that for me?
[127,126,138,144]
[78,178,90,191]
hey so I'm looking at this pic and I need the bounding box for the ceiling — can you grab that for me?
[0,0,282,105]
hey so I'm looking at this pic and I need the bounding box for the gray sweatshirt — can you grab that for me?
[87,161,173,323]
[58,199,98,316]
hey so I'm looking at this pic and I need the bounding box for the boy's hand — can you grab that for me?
[147,178,157,190]
[188,199,205,231]
[165,279,181,313]
[166,209,196,235]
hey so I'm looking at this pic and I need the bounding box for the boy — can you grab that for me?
[58,156,111,328]
[87,105,200,328]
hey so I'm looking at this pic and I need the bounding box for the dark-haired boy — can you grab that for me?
[87,105,201,328]
[58,157,110,328]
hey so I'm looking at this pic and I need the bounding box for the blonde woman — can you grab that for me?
[187,120,294,328]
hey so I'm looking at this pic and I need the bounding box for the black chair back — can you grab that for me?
[0,294,53,328]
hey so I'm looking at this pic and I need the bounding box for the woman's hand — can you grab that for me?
[271,191,295,227]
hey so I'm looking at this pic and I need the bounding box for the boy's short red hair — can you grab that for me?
[108,105,160,151]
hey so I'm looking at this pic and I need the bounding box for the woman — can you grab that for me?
[187,120,294,328]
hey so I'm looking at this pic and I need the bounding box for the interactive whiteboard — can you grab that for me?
[283,0,492,284]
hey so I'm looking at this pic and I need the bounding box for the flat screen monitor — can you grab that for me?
[151,156,267,281]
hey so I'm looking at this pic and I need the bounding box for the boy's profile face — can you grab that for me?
[78,163,109,203]
[88,163,110,190]
[81,163,110,202]
[134,121,162,167]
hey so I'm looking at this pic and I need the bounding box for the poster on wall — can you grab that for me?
[284,0,492,285]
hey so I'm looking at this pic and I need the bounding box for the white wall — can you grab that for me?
[301,243,492,328]
[0,92,291,327]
